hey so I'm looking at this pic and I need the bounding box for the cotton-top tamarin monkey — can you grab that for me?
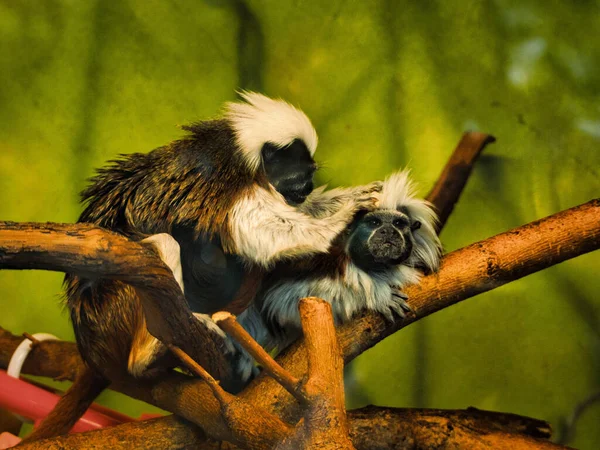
[233,170,442,382]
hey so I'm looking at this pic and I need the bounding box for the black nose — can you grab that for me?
[368,226,412,263]
[376,227,396,240]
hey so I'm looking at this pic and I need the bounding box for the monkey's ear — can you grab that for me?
[411,220,421,231]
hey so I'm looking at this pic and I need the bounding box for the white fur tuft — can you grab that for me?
[379,170,442,272]
[224,92,318,172]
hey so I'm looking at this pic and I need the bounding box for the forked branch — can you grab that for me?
[0,221,229,380]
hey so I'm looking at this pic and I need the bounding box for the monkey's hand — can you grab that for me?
[353,180,383,197]
[377,290,412,322]
[352,181,382,212]
[329,181,382,219]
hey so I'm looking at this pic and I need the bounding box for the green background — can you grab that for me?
[1,1,599,448]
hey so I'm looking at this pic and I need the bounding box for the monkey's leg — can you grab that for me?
[141,233,184,290]
[131,234,233,376]
[21,366,109,442]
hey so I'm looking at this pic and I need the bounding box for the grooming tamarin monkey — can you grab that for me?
[26,93,380,441]
[233,170,442,382]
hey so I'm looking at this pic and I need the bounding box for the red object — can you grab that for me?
[0,370,134,433]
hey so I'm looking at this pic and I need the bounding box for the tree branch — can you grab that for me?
[280,298,354,449]
[0,221,229,380]
[14,405,566,450]
[1,196,596,449]
[348,406,569,450]
[0,327,84,381]
[213,312,307,403]
[426,131,496,232]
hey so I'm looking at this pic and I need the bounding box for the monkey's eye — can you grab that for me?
[411,220,421,231]
[392,217,409,228]
[366,217,382,227]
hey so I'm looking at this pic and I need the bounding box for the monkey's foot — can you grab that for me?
[141,233,184,292]
[381,291,412,321]
[193,313,235,353]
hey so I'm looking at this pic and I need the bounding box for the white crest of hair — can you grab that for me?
[224,91,318,172]
[379,169,442,272]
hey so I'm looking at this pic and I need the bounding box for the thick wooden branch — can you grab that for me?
[0,327,570,449]
[0,221,229,380]
[0,328,84,380]
[426,131,495,232]
[15,415,218,450]
[242,199,600,417]
[14,405,565,450]
[168,343,294,448]
[348,406,568,450]
[280,298,354,449]
[2,197,596,448]
[0,327,290,449]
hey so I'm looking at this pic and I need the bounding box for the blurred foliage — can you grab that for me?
[0,0,599,447]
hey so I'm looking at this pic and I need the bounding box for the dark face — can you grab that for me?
[348,210,421,272]
[262,139,317,205]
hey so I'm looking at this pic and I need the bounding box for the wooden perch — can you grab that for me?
[1,197,595,449]
[0,221,229,380]
[167,343,294,449]
[13,403,566,450]
[426,131,496,232]
[348,406,567,450]
[2,325,560,450]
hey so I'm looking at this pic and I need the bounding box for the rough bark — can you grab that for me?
[0,328,84,380]
[213,312,306,403]
[13,405,565,450]
[279,298,354,449]
[13,415,219,450]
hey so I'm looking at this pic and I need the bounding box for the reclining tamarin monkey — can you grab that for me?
[25,93,381,441]
[232,169,442,382]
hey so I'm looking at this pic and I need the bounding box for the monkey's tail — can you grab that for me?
[21,365,109,442]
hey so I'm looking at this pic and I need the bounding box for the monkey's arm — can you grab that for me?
[230,185,378,267]
[299,183,383,219]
